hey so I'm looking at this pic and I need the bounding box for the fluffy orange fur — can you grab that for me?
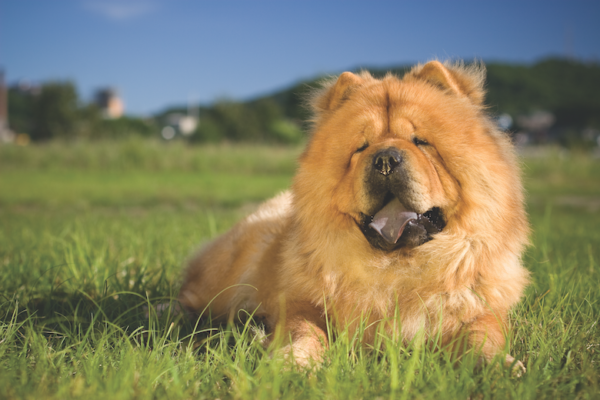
[179,60,530,369]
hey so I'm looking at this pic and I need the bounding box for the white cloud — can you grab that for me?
[84,1,158,21]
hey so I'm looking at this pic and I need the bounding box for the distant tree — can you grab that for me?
[268,119,304,143]
[193,115,225,143]
[10,58,598,146]
[212,101,254,141]
[31,81,79,140]
[249,98,282,130]
[190,98,304,144]
[267,80,319,125]
[7,87,36,135]
[76,103,103,139]
[485,59,600,129]
[98,116,157,139]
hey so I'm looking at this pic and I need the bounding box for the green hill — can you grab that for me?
[181,57,600,144]
[9,58,600,146]
[249,58,600,132]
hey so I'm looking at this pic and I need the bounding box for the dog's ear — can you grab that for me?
[312,72,365,113]
[410,60,486,106]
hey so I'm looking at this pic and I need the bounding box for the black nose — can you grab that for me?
[373,148,402,176]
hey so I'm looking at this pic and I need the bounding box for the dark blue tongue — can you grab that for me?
[368,198,418,244]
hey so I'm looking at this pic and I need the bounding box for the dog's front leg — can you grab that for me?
[463,312,526,375]
[274,301,328,367]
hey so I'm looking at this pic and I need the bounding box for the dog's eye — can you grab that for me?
[355,142,369,153]
[413,137,429,146]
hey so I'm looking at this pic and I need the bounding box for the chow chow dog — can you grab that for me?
[179,61,530,370]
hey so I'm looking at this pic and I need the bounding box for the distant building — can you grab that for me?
[13,80,41,96]
[517,111,555,144]
[95,88,124,118]
[161,113,198,140]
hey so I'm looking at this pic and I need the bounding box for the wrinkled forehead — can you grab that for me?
[340,78,450,139]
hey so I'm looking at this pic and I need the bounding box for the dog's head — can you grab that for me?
[294,61,522,252]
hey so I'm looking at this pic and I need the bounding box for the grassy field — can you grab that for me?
[1,140,599,399]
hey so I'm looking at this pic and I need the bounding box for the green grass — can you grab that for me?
[1,141,599,399]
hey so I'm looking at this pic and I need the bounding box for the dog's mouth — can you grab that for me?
[358,194,445,251]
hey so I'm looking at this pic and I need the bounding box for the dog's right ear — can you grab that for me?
[409,60,486,106]
[312,72,365,113]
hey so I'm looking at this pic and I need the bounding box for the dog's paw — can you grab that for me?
[505,354,526,377]
[276,336,325,370]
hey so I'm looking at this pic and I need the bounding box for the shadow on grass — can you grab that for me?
[2,285,272,361]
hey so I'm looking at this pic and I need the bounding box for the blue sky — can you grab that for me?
[2,1,599,115]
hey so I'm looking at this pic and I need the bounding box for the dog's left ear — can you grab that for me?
[312,72,365,114]
[410,60,486,106]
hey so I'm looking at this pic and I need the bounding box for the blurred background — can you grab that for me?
[1,0,599,148]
